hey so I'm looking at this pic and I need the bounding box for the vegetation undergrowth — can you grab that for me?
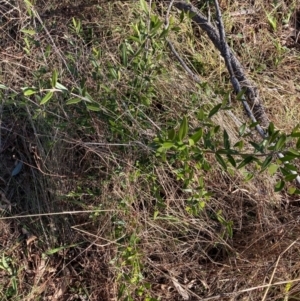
[0,0,300,300]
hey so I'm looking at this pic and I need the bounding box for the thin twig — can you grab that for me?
[164,0,202,83]
[262,239,299,301]
[166,40,202,84]
[0,210,117,220]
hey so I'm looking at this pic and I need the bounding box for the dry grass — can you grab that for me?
[0,0,300,300]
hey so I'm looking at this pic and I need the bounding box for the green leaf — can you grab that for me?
[237,156,255,169]
[23,88,37,96]
[197,108,206,121]
[249,141,264,153]
[223,130,230,149]
[140,0,149,14]
[161,142,174,149]
[120,43,128,67]
[217,149,238,155]
[40,91,53,105]
[150,15,163,35]
[260,155,273,172]
[208,103,222,118]
[108,67,118,80]
[284,173,298,181]
[214,125,220,134]
[227,154,236,167]
[268,122,275,136]
[268,130,280,145]
[291,125,300,137]
[286,149,300,158]
[45,244,76,255]
[249,121,259,128]
[190,128,203,144]
[87,104,101,111]
[239,123,247,136]
[234,140,244,151]
[274,134,286,151]
[283,163,298,171]
[215,153,227,170]
[128,35,141,43]
[179,11,185,23]
[168,128,176,140]
[0,84,7,89]
[178,116,188,141]
[51,70,58,88]
[296,137,300,149]
[288,186,296,194]
[268,163,279,176]
[20,28,36,36]
[55,82,68,91]
[280,167,291,177]
[275,180,285,192]
[159,28,169,38]
[66,98,81,105]
[188,139,195,146]
[244,172,254,182]
[202,160,211,171]
[287,187,300,195]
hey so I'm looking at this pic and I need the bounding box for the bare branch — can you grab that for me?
[173,1,269,129]
[173,0,300,186]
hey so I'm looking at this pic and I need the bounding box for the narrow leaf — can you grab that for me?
[227,154,236,167]
[286,149,300,158]
[223,130,230,149]
[20,28,36,36]
[120,43,128,67]
[51,70,58,88]
[239,123,247,136]
[237,156,255,169]
[260,155,273,172]
[275,180,285,192]
[161,142,174,149]
[215,153,227,170]
[249,141,264,153]
[274,134,286,151]
[208,103,222,118]
[284,174,298,182]
[197,108,206,121]
[296,137,300,149]
[40,91,53,105]
[190,128,203,144]
[244,172,254,182]
[283,163,298,171]
[140,0,149,14]
[280,167,291,177]
[87,104,101,111]
[23,88,37,96]
[66,98,81,105]
[268,122,275,136]
[178,116,188,141]
[55,82,68,91]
